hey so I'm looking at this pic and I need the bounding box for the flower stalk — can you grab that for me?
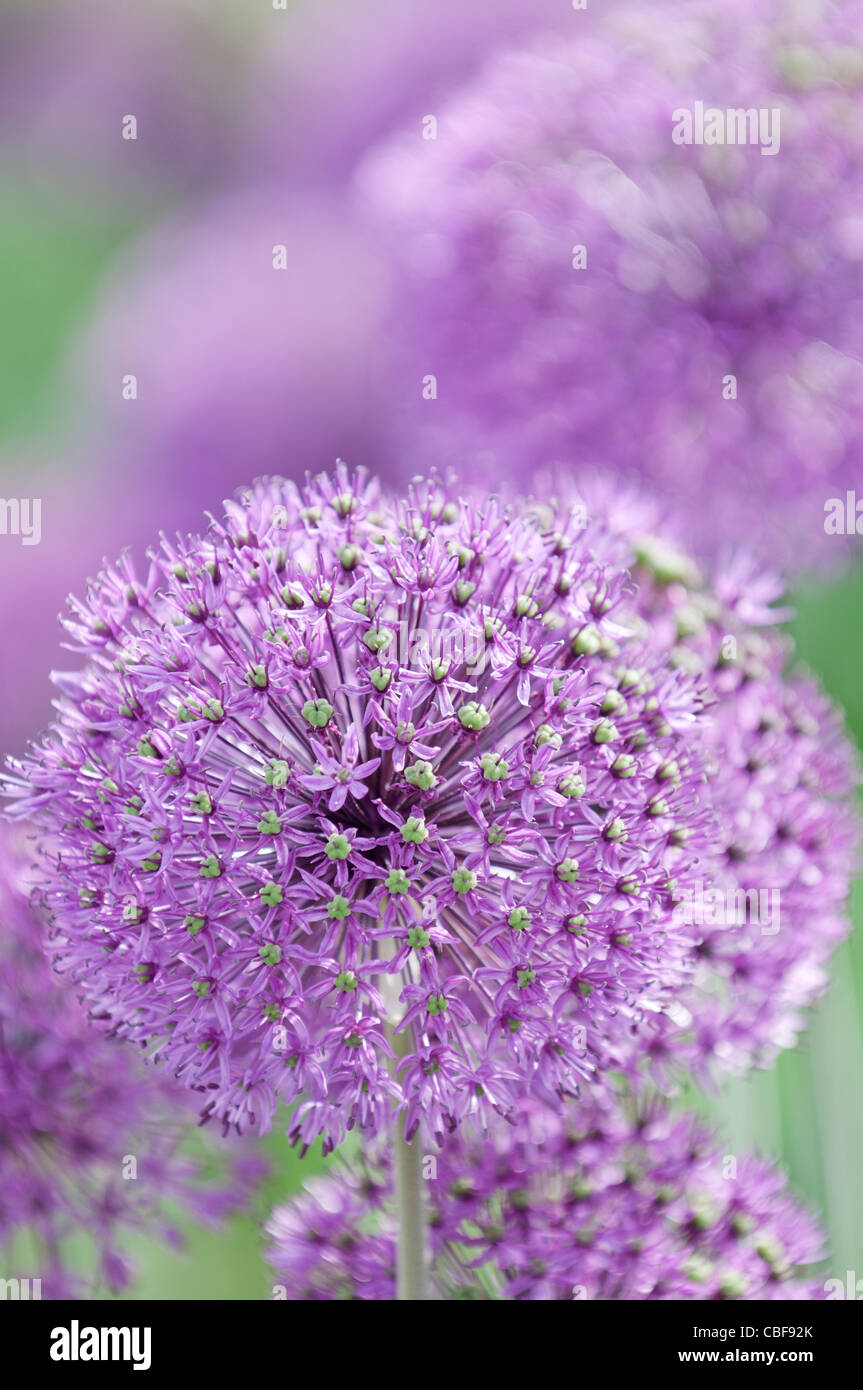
[393,1105,428,1301]
[388,1007,429,1301]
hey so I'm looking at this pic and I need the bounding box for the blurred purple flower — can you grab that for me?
[266,1089,827,1300]
[72,191,391,514]
[239,0,565,189]
[356,0,863,570]
[583,488,862,1077]
[0,830,264,1299]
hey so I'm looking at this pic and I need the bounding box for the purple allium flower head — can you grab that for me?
[266,1089,827,1300]
[575,487,861,1077]
[357,0,863,570]
[9,466,721,1153]
[0,831,264,1299]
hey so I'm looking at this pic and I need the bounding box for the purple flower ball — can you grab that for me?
[357,0,863,570]
[567,485,861,1078]
[266,1089,827,1301]
[10,467,721,1153]
[10,470,858,1155]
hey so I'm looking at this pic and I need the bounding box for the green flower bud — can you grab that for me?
[452,580,476,605]
[458,701,490,731]
[302,698,334,728]
[558,773,586,799]
[572,625,601,656]
[325,833,351,860]
[610,754,637,779]
[246,664,268,690]
[405,760,437,790]
[556,858,580,883]
[401,817,428,845]
[480,752,509,782]
[362,626,393,653]
[601,689,627,716]
[338,544,361,571]
[656,759,681,784]
[386,869,411,895]
[591,719,618,744]
[452,867,478,895]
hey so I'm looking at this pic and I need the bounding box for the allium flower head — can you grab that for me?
[358,0,863,569]
[577,488,860,1077]
[9,466,718,1152]
[0,832,262,1299]
[266,1090,827,1301]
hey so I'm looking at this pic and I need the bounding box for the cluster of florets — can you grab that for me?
[577,494,860,1077]
[11,466,718,1151]
[266,1089,826,1301]
[0,833,262,1298]
[358,0,863,569]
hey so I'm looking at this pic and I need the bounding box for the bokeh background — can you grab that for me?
[1,0,861,1297]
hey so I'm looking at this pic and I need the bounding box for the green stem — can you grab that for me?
[394,1121,428,1301]
[388,1019,429,1300]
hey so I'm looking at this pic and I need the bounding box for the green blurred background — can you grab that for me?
[1,1,860,1299]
